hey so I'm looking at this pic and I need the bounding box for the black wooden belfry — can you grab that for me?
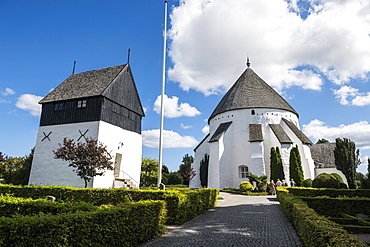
[38,64,145,134]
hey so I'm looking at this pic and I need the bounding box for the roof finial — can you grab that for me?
[246,56,250,68]
[127,48,131,64]
[72,61,76,75]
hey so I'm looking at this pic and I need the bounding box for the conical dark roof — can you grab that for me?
[209,68,298,121]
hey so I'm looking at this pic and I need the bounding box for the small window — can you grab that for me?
[54,102,64,111]
[77,99,87,108]
[251,110,255,115]
[239,165,249,178]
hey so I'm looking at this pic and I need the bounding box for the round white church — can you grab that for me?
[190,64,346,189]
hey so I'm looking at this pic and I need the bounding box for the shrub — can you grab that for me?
[276,187,366,246]
[0,200,166,247]
[288,187,370,198]
[301,197,370,217]
[302,179,312,188]
[239,181,254,192]
[0,184,218,225]
[312,173,340,189]
[330,173,344,182]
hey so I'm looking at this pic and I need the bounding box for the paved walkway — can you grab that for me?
[139,192,303,247]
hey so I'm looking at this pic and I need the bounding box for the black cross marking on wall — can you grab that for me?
[77,129,89,141]
[41,131,52,142]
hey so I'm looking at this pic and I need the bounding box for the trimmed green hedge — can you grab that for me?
[0,195,96,217]
[301,196,370,217]
[276,187,366,247]
[0,184,218,225]
[0,200,166,247]
[288,187,370,198]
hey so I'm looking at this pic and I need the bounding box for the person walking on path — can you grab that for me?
[290,179,296,187]
[269,180,276,195]
[140,192,303,247]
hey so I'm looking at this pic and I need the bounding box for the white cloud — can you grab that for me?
[153,94,201,118]
[333,86,359,105]
[15,94,43,116]
[142,129,198,148]
[181,123,191,129]
[333,86,370,106]
[201,125,209,135]
[168,0,370,95]
[302,119,370,150]
[1,88,16,96]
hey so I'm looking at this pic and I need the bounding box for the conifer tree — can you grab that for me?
[270,147,284,182]
[289,146,304,186]
[276,147,284,181]
[270,147,277,181]
[200,154,209,188]
[334,138,359,189]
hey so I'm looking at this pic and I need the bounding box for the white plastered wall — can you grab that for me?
[29,122,100,188]
[93,121,142,188]
[190,135,210,189]
[29,121,142,189]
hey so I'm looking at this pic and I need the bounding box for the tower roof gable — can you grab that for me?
[209,68,298,121]
[39,64,144,116]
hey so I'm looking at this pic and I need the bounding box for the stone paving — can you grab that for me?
[139,192,303,247]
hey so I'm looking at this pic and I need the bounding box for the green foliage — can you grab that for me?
[289,146,304,186]
[301,196,370,217]
[167,172,183,185]
[140,157,159,187]
[0,200,167,247]
[302,178,312,187]
[239,181,254,192]
[179,154,194,185]
[330,172,344,182]
[246,172,267,192]
[312,173,342,189]
[0,184,219,225]
[0,149,33,185]
[276,188,366,247]
[288,187,370,198]
[200,154,209,188]
[270,147,284,182]
[334,138,359,189]
[316,138,329,144]
[54,138,114,188]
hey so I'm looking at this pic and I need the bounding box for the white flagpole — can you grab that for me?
[158,1,168,189]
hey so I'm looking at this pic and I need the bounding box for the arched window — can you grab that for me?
[239,165,249,178]
[251,110,255,115]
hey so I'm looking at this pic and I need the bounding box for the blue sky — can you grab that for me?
[1,0,370,174]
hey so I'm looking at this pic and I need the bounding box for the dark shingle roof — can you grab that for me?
[269,124,292,144]
[209,121,232,142]
[310,143,336,168]
[40,64,128,103]
[209,68,298,122]
[282,118,313,145]
[249,124,263,142]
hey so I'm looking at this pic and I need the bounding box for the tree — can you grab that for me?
[179,154,194,185]
[270,147,284,182]
[289,146,304,186]
[140,158,159,187]
[200,154,209,188]
[0,149,33,185]
[316,138,329,144]
[167,172,183,185]
[367,158,370,189]
[54,138,113,188]
[334,138,359,189]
